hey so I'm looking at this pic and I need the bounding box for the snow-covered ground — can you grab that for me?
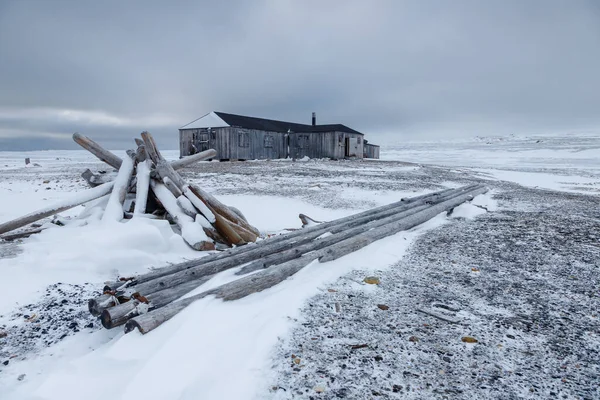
[0,133,598,399]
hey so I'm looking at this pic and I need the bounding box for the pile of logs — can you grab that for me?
[0,132,260,249]
[88,184,487,335]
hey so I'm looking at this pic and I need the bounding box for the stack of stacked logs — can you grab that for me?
[89,183,487,335]
[0,132,260,249]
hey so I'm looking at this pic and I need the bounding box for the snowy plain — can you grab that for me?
[0,133,598,399]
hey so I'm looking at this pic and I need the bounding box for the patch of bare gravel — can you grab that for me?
[268,184,600,399]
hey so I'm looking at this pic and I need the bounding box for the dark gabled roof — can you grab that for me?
[213,111,363,135]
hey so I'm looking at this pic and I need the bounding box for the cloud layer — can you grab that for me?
[1,0,599,150]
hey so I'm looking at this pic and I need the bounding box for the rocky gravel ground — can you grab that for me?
[268,182,600,399]
[0,283,100,377]
[1,158,598,398]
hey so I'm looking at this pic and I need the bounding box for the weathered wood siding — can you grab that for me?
[180,128,366,160]
[227,128,287,160]
[364,144,380,159]
[288,131,364,160]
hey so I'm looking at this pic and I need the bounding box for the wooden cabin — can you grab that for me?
[179,111,380,161]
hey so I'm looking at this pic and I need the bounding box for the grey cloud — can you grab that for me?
[0,0,599,150]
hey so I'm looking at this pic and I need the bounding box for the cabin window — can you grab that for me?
[264,135,274,148]
[298,135,310,149]
[357,137,361,144]
[338,134,343,144]
[210,130,216,140]
[238,132,250,147]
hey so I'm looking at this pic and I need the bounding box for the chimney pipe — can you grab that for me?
[312,112,316,126]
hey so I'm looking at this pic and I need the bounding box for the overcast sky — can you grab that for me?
[1,0,599,150]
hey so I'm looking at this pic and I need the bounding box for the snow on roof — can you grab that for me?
[180,112,230,129]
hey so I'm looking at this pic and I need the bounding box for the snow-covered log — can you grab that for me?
[125,186,487,335]
[100,274,214,329]
[150,180,214,251]
[133,160,152,216]
[102,153,136,222]
[141,131,259,245]
[0,181,115,235]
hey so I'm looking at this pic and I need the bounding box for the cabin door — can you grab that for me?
[345,137,358,157]
[197,133,209,152]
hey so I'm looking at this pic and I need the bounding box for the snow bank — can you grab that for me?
[10,213,450,400]
[0,217,198,317]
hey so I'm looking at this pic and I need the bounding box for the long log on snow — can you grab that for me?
[116,185,482,297]
[100,274,214,329]
[89,185,478,315]
[0,182,115,235]
[103,185,476,289]
[235,187,479,275]
[124,186,488,334]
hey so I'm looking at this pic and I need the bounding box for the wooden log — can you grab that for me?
[102,153,135,222]
[141,131,258,245]
[163,177,183,198]
[75,132,215,171]
[150,180,215,251]
[0,227,45,241]
[81,169,113,187]
[299,213,322,228]
[91,186,480,311]
[170,149,217,169]
[125,186,487,335]
[133,160,152,216]
[235,186,479,275]
[73,133,122,169]
[0,182,115,235]
[122,185,483,297]
[103,185,478,290]
[188,183,260,237]
[100,274,214,329]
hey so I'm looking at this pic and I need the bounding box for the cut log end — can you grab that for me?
[124,319,142,334]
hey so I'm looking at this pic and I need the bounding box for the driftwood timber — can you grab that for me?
[115,186,482,298]
[141,131,258,245]
[0,181,115,235]
[81,169,114,187]
[124,186,487,335]
[74,133,216,172]
[236,186,483,275]
[73,133,123,170]
[102,153,136,222]
[299,214,323,227]
[170,149,217,169]
[150,180,214,251]
[102,185,474,291]
[90,185,480,316]
[133,160,152,216]
[100,274,214,329]
[0,227,45,241]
